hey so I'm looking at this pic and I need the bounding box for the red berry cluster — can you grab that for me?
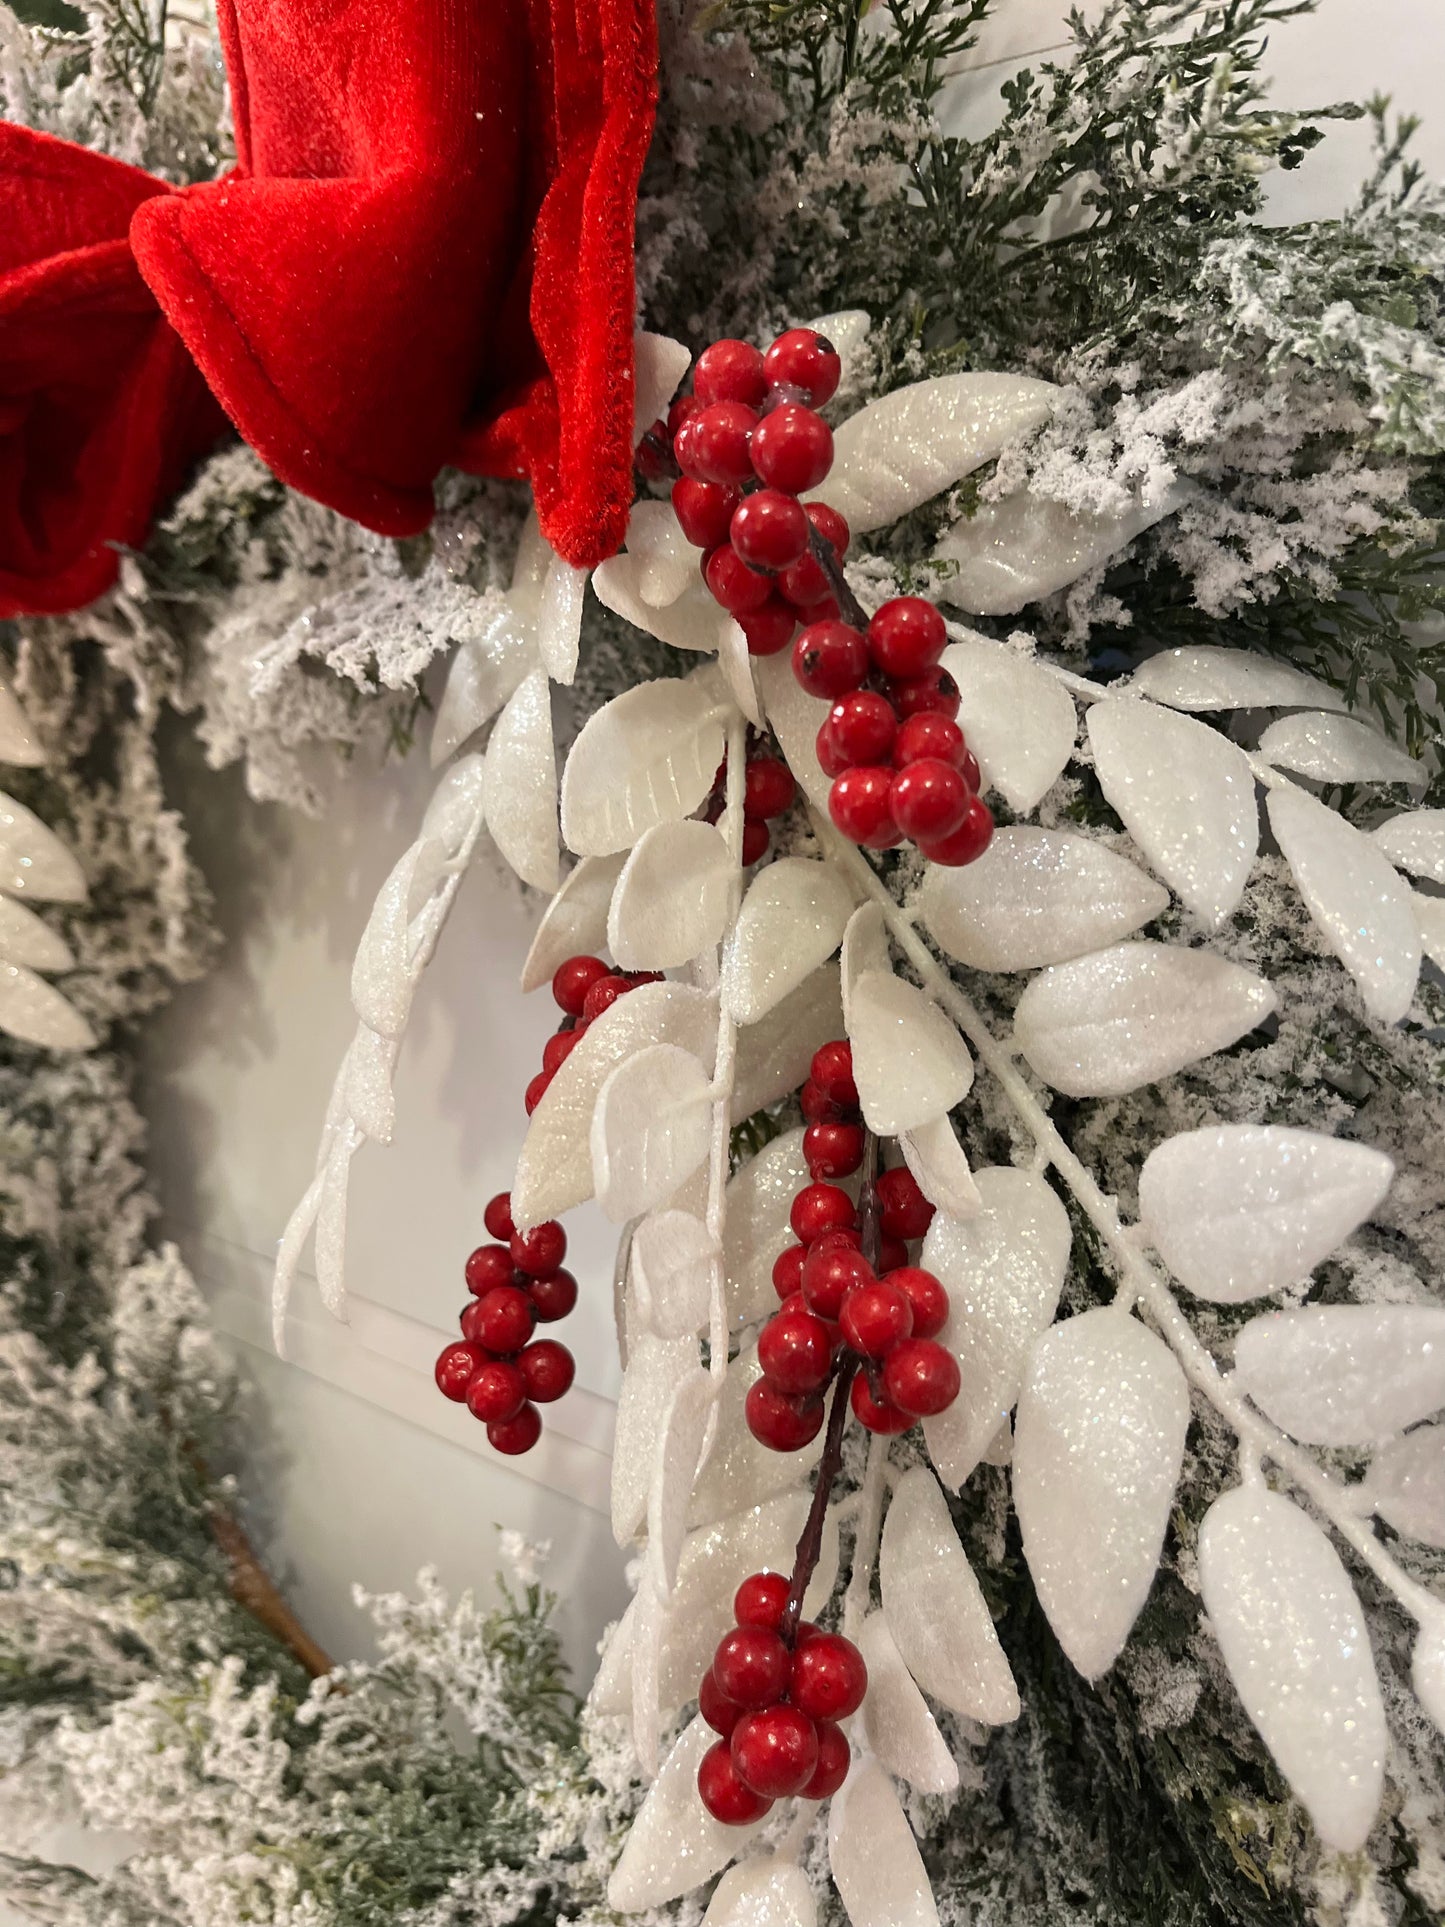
[702,745,796,865]
[697,1570,864,1823]
[526,954,662,1115]
[747,1041,962,1447]
[434,1191,578,1455]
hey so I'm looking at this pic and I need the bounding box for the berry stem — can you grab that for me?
[807,520,870,632]
[638,426,680,481]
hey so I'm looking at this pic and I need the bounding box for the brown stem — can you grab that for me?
[808,523,871,632]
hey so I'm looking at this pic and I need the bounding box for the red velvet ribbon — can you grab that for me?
[0,0,657,621]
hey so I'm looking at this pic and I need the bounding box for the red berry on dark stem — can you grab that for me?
[777,549,832,610]
[435,1340,484,1401]
[732,1705,819,1798]
[805,500,850,557]
[552,954,609,1016]
[891,758,969,842]
[700,1666,743,1736]
[465,1360,528,1423]
[743,757,796,820]
[758,1308,835,1395]
[801,1244,874,1319]
[672,476,740,549]
[893,711,967,771]
[850,1373,914,1434]
[511,1221,566,1277]
[472,1285,535,1355]
[829,766,900,849]
[804,1120,865,1180]
[731,490,810,572]
[695,338,769,407]
[518,1338,575,1402]
[917,796,994,867]
[746,1377,826,1451]
[734,1571,791,1630]
[792,620,868,699]
[883,1337,962,1416]
[800,1077,844,1125]
[789,1632,868,1721]
[809,1226,862,1255]
[464,1243,515,1296]
[487,1402,543,1455]
[839,1279,913,1358]
[890,665,961,721]
[527,1268,578,1322]
[669,394,701,437]
[483,1192,515,1241]
[803,1719,851,1799]
[581,972,635,1021]
[738,597,796,657]
[867,596,947,677]
[741,818,770,866]
[819,691,898,774]
[542,1028,581,1076]
[961,749,982,791]
[636,423,671,482]
[810,1041,858,1108]
[698,1739,773,1824]
[713,1626,790,1707]
[772,1242,807,1299]
[790,1182,857,1245]
[876,1167,935,1240]
[524,1070,552,1114]
[763,328,842,407]
[890,1265,949,1339]
[705,543,773,615]
[750,403,833,492]
[878,1233,909,1274]
[676,400,758,486]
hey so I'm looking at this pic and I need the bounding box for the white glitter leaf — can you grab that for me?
[856,1611,959,1796]
[612,1333,700,1545]
[899,1114,981,1221]
[537,551,588,685]
[633,330,692,441]
[350,843,435,1037]
[428,598,535,766]
[1198,1484,1385,1851]
[593,1044,714,1224]
[608,1716,765,1913]
[1361,1425,1445,1548]
[609,820,733,971]
[1259,710,1425,789]
[934,488,1176,616]
[717,617,763,727]
[0,789,86,901]
[484,668,558,891]
[625,500,700,610]
[723,858,853,1025]
[342,1024,399,1143]
[520,852,626,993]
[1130,645,1347,714]
[0,961,94,1051]
[649,1367,716,1593]
[1013,1308,1189,1679]
[704,1856,818,1927]
[753,647,832,812]
[0,894,72,973]
[561,667,732,856]
[592,553,730,654]
[723,1126,812,1328]
[631,1210,719,1341]
[1233,1304,1445,1446]
[730,963,844,1123]
[689,1343,825,1527]
[828,1758,941,1927]
[1372,807,1445,883]
[939,635,1077,814]
[840,902,890,1031]
[0,673,43,766]
[848,969,973,1135]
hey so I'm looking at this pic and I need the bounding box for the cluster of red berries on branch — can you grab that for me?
[697,1570,865,1824]
[702,741,796,866]
[434,1191,577,1456]
[525,953,663,1116]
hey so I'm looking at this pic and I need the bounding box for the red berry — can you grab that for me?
[746,1377,825,1451]
[878,1233,910,1274]
[668,394,701,437]
[839,1280,913,1358]
[810,1040,858,1108]
[801,1244,874,1319]
[524,1070,552,1114]
[763,328,842,407]
[672,476,740,549]
[465,1360,528,1424]
[850,1372,914,1434]
[459,1297,489,1344]
[876,1167,935,1240]
[698,1739,773,1824]
[471,1285,535,1355]
[828,766,900,849]
[867,596,946,677]
[803,1719,850,1800]
[750,403,833,493]
[552,954,609,1016]
[518,1338,575,1403]
[731,1704,819,1799]
[800,1077,844,1125]
[582,972,635,1021]
[805,500,850,557]
[527,1268,578,1322]
[487,1402,543,1454]
[695,338,769,407]
[676,400,758,486]
[483,1192,515,1241]
[917,796,994,867]
[435,1340,484,1401]
[731,490,810,572]
[883,1338,962,1416]
[700,1666,743,1736]
[804,1121,865,1180]
[961,749,982,791]
[738,597,796,657]
[790,1182,857,1245]
[810,1226,863,1254]
[893,711,967,770]
[741,818,770,865]
[743,757,796,820]
[891,758,969,842]
[734,1571,791,1631]
[511,1222,566,1277]
[758,1308,835,1395]
[791,620,868,699]
[789,1632,868,1721]
[464,1243,515,1296]
[636,423,671,481]
[705,542,773,615]
[777,549,832,610]
[890,665,961,721]
[713,1626,790,1707]
[890,1265,949,1339]
[772,1242,807,1299]
[541,1027,581,1075]
[820,691,897,774]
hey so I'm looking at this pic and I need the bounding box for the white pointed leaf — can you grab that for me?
[313,1127,361,1318]
[343,1025,399,1143]
[717,617,763,727]
[723,859,853,1025]
[848,969,972,1135]
[723,1127,811,1327]
[607,1716,765,1912]
[919,826,1168,971]
[612,1333,699,1544]
[1268,785,1420,1024]
[805,308,871,381]
[593,1044,714,1224]
[1410,887,1445,968]
[1138,1124,1394,1303]
[1259,711,1424,789]
[520,853,626,993]
[704,1855,817,1927]
[512,982,716,1227]
[828,1758,941,1927]
[537,551,587,685]
[1373,808,1445,883]
[429,597,535,766]
[630,1568,665,1776]
[1087,698,1258,928]
[608,821,733,971]
[271,1168,323,1353]
[818,372,1056,534]
[939,635,1076,813]
[1412,1616,1445,1737]
[484,668,558,891]
[689,1344,824,1527]
[1013,1308,1189,1678]
[1198,1485,1385,1851]
[562,667,732,857]
[0,791,86,901]
[1131,645,1347,714]
[881,1466,1019,1723]
[626,500,699,609]
[592,554,729,654]
[0,895,72,972]
[730,963,844,1123]
[0,675,43,766]
[631,1211,719,1340]
[350,844,433,1037]
[753,649,831,812]
[1361,1425,1445,1547]
[419,751,487,859]
[1013,941,1277,1097]
[649,1366,716,1593]
[934,487,1178,616]
[0,961,94,1050]
[840,902,890,1032]
[857,1612,959,1795]
[920,1167,1072,1488]
[899,1114,980,1221]
[1234,1304,1445,1446]
[633,330,692,440]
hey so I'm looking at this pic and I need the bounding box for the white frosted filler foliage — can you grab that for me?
[730,964,844,1122]
[848,969,973,1134]
[920,1167,1071,1488]
[1137,1124,1394,1303]
[753,650,832,812]
[704,1856,818,1927]
[723,858,854,1024]
[939,635,1077,814]
[829,1758,941,1927]
[1268,786,1421,1025]
[612,1334,699,1545]
[933,489,1174,615]
[1198,1486,1386,1851]
[561,667,731,855]
[857,1611,959,1795]
[0,673,44,765]
[880,1466,1019,1724]
[1259,710,1425,788]
[520,852,625,992]
[0,894,73,972]
[608,1716,763,1912]
[1372,807,1445,884]
[1088,698,1258,929]
[1233,1304,1445,1446]
[1013,1308,1189,1679]
[0,789,87,901]
[593,1044,714,1223]
[1130,645,1347,714]
[899,1114,981,1221]
[1361,1426,1445,1547]
[1013,941,1276,1098]
[689,1344,825,1527]
[723,1128,812,1326]
[918,826,1168,972]
[0,962,95,1051]
[631,1210,718,1340]
[609,821,733,970]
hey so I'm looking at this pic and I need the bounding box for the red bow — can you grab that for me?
[0,0,657,621]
